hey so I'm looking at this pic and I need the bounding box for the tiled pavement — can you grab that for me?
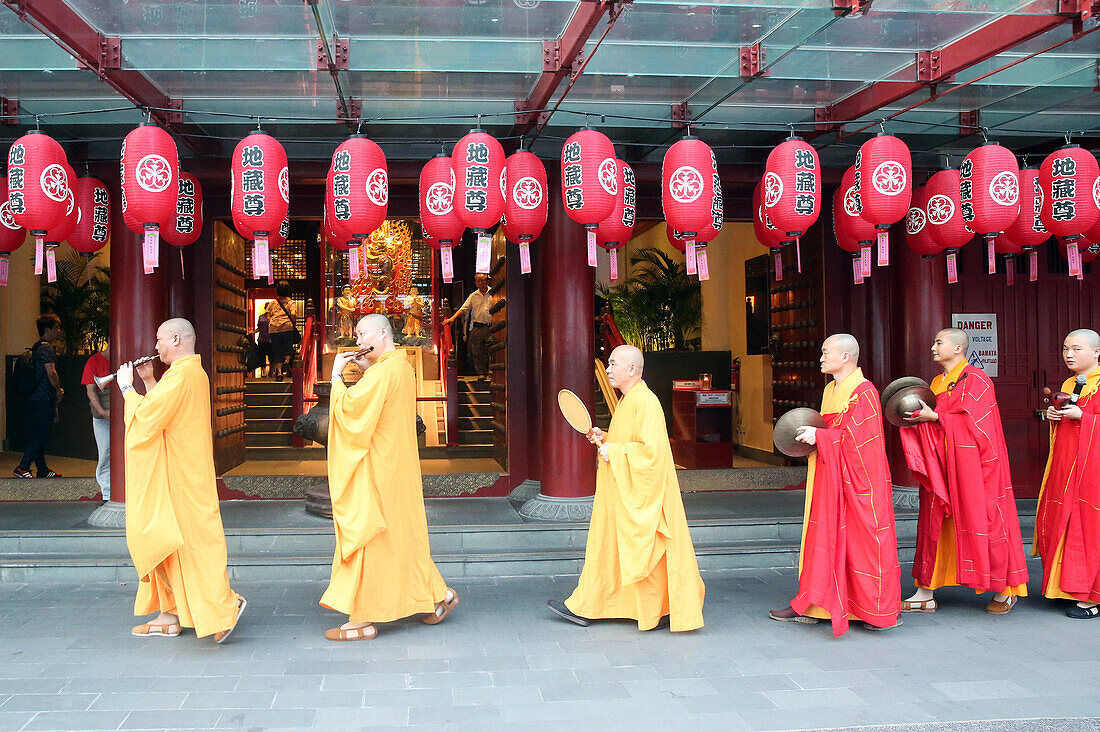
[2,558,1100,731]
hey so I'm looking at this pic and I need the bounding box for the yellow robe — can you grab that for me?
[123,354,239,638]
[565,381,705,631]
[320,349,449,623]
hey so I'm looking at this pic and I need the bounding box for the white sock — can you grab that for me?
[906,587,933,603]
[992,593,1010,603]
[1077,601,1098,609]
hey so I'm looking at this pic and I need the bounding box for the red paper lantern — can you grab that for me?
[0,178,25,254]
[763,136,820,238]
[993,230,1024,256]
[68,177,111,254]
[1060,236,1100,264]
[838,166,878,246]
[1003,167,1050,251]
[596,161,636,249]
[121,123,178,253]
[1039,144,1100,241]
[832,186,862,255]
[6,131,69,237]
[419,154,466,283]
[905,185,940,257]
[328,135,388,243]
[663,136,716,237]
[44,162,78,247]
[752,180,786,250]
[856,133,912,227]
[162,172,202,247]
[452,129,505,232]
[561,128,617,227]
[502,150,547,242]
[960,142,1020,242]
[231,131,289,240]
[925,168,972,251]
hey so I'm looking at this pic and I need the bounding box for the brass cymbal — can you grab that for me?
[880,376,927,413]
[774,407,827,458]
[884,383,937,428]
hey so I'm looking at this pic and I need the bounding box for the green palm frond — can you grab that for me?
[597,246,701,352]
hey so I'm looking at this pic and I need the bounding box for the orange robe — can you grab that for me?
[123,354,239,638]
[791,368,900,636]
[320,349,449,623]
[565,381,705,632]
[1034,366,1100,601]
[900,361,1028,595]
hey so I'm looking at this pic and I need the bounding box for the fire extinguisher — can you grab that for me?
[731,357,741,392]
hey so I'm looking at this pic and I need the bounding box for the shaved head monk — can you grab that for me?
[899,328,1028,615]
[320,314,457,641]
[548,344,705,632]
[116,318,245,642]
[1034,329,1100,619]
[770,334,901,636]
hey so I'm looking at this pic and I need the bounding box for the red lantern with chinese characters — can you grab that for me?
[562,128,618,268]
[420,154,466,283]
[503,150,547,275]
[328,135,388,244]
[925,167,973,283]
[39,162,77,282]
[596,161,636,282]
[752,181,785,251]
[837,166,878,279]
[833,185,867,284]
[68,177,111,254]
[121,123,178,270]
[0,177,25,287]
[857,133,912,265]
[905,185,939,258]
[960,141,1020,245]
[232,131,289,279]
[1039,144,1100,241]
[162,172,202,247]
[663,135,717,276]
[1004,167,1050,250]
[6,131,69,240]
[452,129,505,274]
[763,136,820,238]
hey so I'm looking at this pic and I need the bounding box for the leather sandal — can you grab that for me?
[902,598,938,613]
[213,595,248,643]
[325,623,377,641]
[422,588,459,625]
[985,596,1018,615]
[132,622,181,638]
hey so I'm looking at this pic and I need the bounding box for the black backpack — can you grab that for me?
[11,343,41,396]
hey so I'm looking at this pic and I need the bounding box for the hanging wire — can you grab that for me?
[979,126,989,143]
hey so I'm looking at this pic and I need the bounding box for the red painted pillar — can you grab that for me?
[537,168,596,501]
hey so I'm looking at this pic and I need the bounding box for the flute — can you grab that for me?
[93,355,158,389]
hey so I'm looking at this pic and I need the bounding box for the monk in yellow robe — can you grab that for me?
[116,318,245,642]
[320,314,457,641]
[547,345,705,632]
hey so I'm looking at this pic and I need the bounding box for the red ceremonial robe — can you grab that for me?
[790,368,901,636]
[900,362,1029,594]
[1033,366,1100,602]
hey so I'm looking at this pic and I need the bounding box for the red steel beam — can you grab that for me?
[3,0,211,153]
[814,5,1085,134]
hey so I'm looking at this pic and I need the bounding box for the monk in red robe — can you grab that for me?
[1034,328,1100,619]
[899,328,1028,614]
[770,334,901,636]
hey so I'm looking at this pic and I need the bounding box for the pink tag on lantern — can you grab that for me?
[519,242,532,274]
[1029,250,1039,281]
[774,250,783,281]
[796,237,802,273]
[266,245,274,284]
[877,231,889,266]
[697,248,710,281]
[947,251,959,284]
[685,240,697,275]
[852,257,864,284]
[476,233,492,274]
[1067,242,1082,277]
[143,226,159,270]
[349,248,361,281]
[254,239,269,278]
[587,229,597,268]
[987,241,996,275]
[441,245,454,283]
[609,249,619,281]
[860,246,872,277]
[1006,260,1015,286]
[45,247,57,283]
[34,236,43,275]
[0,256,8,286]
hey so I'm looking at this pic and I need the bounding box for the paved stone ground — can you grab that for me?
[2,558,1100,731]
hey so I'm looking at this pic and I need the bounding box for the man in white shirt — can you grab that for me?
[443,273,492,379]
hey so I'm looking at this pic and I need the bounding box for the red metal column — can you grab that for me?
[537,168,596,501]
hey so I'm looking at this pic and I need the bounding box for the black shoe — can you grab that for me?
[1066,603,1100,619]
[546,600,590,627]
[38,470,62,478]
[12,467,31,479]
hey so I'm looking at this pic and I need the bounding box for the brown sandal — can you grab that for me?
[325,623,377,641]
[132,622,181,637]
[901,598,937,613]
[213,596,248,644]
[985,596,1018,615]
[422,588,459,625]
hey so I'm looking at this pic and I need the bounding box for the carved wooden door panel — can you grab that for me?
[211,222,247,475]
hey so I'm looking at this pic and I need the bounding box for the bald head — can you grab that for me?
[1067,329,1100,350]
[611,345,644,372]
[356,313,395,362]
[939,328,969,352]
[1063,328,1100,375]
[155,318,196,364]
[824,333,859,363]
[820,333,860,379]
[358,313,393,343]
[606,345,645,393]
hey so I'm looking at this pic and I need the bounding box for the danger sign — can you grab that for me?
[951,313,998,378]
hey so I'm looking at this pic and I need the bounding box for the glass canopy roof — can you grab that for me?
[0,0,1097,169]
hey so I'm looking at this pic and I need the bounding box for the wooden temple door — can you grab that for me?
[210,222,248,475]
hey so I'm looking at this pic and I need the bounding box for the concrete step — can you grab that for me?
[245,393,293,407]
[246,380,294,394]
[246,418,295,434]
[247,405,294,420]
[245,446,325,460]
[246,432,294,447]
[457,430,493,446]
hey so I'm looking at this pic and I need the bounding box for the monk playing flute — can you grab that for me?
[320,314,458,640]
[117,318,245,642]
[770,334,901,636]
[1034,329,1100,619]
[899,328,1028,614]
[547,345,705,632]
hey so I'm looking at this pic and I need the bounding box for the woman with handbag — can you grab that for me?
[265,282,301,382]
